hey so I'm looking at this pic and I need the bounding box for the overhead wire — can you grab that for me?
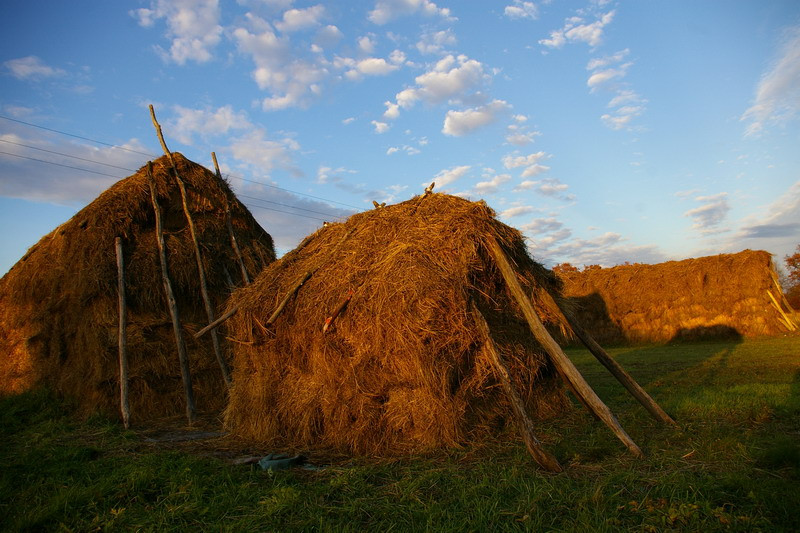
[0,114,364,213]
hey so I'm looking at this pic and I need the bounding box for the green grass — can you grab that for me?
[1,335,799,531]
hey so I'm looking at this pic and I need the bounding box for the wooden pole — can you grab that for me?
[148,163,196,424]
[115,237,130,429]
[212,151,250,285]
[470,302,563,472]
[768,290,797,331]
[485,236,644,458]
[149,105,232,387]
[195,306,239,339]
[562,313,677,426]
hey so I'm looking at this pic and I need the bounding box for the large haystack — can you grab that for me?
[557,250,794,344]
[0,153,275,420]
[224,194,571,455]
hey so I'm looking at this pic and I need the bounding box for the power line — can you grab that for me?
[237,193,346,220]
[0,114,156,157]
[0,138,139,173]
[1,114,364,212]
[0,150,126,179]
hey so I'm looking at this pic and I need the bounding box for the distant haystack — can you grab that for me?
[223,194,572,455]
[556,250,796,344]
[0,153,275,420]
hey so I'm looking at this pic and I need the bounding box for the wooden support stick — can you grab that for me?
[115,237,130,429]
[148,163,196,424]
[768,290,797,331]
[470,302,563,472]
[561,311,677,427]
[195,306,239,339]
[486,236,644,458]
[323,290,354,333]
[212,151,250,285]
[149,105,231,387]
[267,271,312,325]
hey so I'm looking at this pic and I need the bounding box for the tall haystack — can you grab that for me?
[0,153,275,420]
[557,250,796,344]
[223,194,572,455]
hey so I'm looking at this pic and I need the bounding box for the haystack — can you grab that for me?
[223,194,575,455]
[0,153,275,420]
[557,250,796,344]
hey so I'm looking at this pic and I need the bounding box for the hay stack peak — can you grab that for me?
[0,153,275,420]
[224,193,571,455]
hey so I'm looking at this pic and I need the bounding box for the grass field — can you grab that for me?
[1,334,798,531]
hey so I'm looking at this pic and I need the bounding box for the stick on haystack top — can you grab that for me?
[223,192,612,457]
[0,154,275,421]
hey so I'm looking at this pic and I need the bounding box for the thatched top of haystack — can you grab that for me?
[224,193,571,454]
[1,153,274,312]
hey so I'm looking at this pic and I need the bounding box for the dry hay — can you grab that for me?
[556,250,792,344]
[0,153,275,421]
[223,193,571,455]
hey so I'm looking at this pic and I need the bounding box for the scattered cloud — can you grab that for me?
[428,164,471,188]
[503,151,550,177]
[684,192,731,234]
[726,180,800,259]
[504,1,538,20]
[4,56,66,81]
[274,4,326,33]
[742,26,800,136]
[474,173,511,195]
[500,205,535,218]
[416,29,457,55]
[372,120,390,133]
[132,0,222,64]
[539,10,615,49]
[168,105,250,145]
[395,54,487,111]
[368,0,454,25]
[442,100,511,136]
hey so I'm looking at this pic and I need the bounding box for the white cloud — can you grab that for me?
[607,89,642,107]
[368,0,453,25]
[4,56,66,80]
[275,4,326,33]
[504,1,538,20]
[474,173,511,195]
[684,192,731,234]
[587,64,630,88]
[503,151,548,169]
[742,26,800,136]
[442,100,511,136]
[383,101,401,119]
[342,117,356,125]
[229,127,302,178]
[132,0,222,64]
[539,10,615,49]
[539,231,667,268]
[428,165,471,188]
[358,34,377,54]
[587,49,629,70]
[372,120,390,133]
[233,20,329,110]
[601,105,644,130]
[416,29,457,55]
[354,57,400,76]
[500,205,535,218]
[394,54,486,109]
[169,105,251,145]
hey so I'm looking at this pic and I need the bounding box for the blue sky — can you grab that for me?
[1,0,799,276]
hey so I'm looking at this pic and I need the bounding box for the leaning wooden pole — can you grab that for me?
[148,163,196,424]
[471,302,563,472]
[115,237,130,429]
[212,152,250,285]
[485,236,644,458]
[149,105,231,387]
[563,313,677,426]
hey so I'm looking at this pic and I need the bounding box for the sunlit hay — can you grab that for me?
[557,251,791,344]
[224,194,572,455]
[0,153,276,421]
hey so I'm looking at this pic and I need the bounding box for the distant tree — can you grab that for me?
[583,264,602,272]
[785,245,800,309]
